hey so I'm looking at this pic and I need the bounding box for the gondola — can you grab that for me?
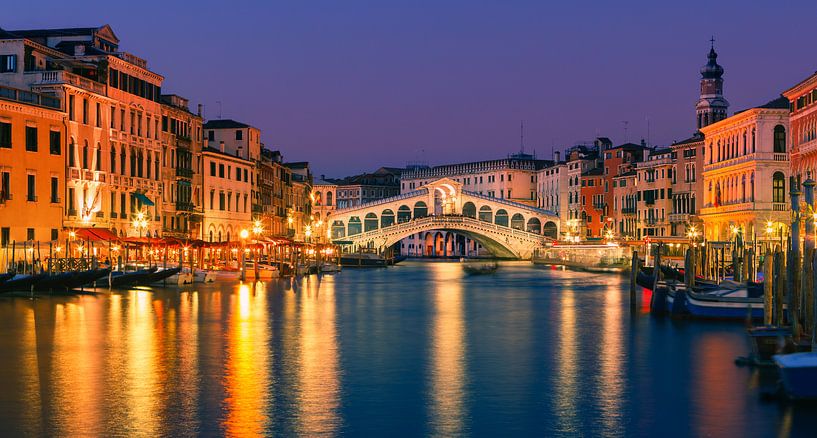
[0,273,49,292]
[139,267,182,285]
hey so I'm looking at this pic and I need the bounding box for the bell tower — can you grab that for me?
[696,39,729,129]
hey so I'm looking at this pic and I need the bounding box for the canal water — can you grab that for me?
[0,261,815,437]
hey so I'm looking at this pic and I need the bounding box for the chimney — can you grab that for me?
[219,141,225,153]
[554,150,561,162]
[197,104,202,117]
[321,174,326,181]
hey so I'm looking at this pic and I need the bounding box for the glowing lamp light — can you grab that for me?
[55,246,62,253]
[239,229,249,240]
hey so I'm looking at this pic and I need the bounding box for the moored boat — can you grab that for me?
[340,252,387,267]
[0,273,48,292]
[773,352,817,399]
[140,267,183,285]
[462,259,498,275]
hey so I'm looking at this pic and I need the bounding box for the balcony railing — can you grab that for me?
[175,167,194,178]
[621,207,636,215]
[176,202,195,212]
[252,204,264,213]
[30,70,106,95]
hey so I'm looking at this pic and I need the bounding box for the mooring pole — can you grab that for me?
[790,176,802,335]
[630,250,639,311]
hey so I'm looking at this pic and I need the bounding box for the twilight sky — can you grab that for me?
[5,0,817,176]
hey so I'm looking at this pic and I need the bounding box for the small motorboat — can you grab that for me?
[462,259,498,275]
[667,280,766,320]
[774,352,817,399]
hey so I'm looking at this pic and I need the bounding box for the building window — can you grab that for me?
[49,131,61,155]
[25,126,37,151]
[236,130,243,140]
[26,228,34,241]
[82,142,89,169]
[110,106,116,129]
[773,125,786,153]
[95,102,101,127]
[772,172,785,203]
[51,229,58,241]
[95,145,102,171]
[0,122,11,148]
[0,54,17,72]
[1,171,10,201]
[210,162,216,176]
[50,177,58,203]
[27,174,36,201]
[110,145,116,173]
[82,98,88,124]
[0,227,9,247]
[208,130,214,141]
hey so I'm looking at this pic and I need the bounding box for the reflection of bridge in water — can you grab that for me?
[329,178,559,259]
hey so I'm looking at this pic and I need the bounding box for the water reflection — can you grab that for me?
[554,288,578,434]
[429,263,466,436]
[223,283,270,436]
[598,283,624,431]
[296,275,341,435]
[126,290,160,436]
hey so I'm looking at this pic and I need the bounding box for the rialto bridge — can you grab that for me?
[328,178,559,259]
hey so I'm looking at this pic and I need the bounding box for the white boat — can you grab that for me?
[169,268,216,285]
[245,262,280,279]
[773,352,817,399]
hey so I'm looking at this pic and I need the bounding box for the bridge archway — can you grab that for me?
[364,213,378,232]
[414,201,428,218]
[511,213,524,230]
[397,205,411,223]
[543,221,558,239]
[463,202,476,218]
[527,217,542,234]
[381,209,395,228]
[495,209,509,227]
[332,220,345,238]
[479,205,493,222]
[348,217,362,236]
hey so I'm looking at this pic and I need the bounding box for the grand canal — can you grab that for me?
[1,261,816,436]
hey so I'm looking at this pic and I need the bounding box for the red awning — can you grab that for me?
[74,227,120,242]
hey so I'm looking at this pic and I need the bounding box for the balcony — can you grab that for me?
[252,204,264,213]
[669,213,690,223]
[592,203,605,210]
[176,201,195,212]
[175,167,194,178]
[28,70,106,95]
[621,207,636,215]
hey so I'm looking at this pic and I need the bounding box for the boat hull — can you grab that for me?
[774,353,817,399]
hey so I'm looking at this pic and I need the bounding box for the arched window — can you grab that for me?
[772,172,785,203]
[326,191,333,206]
[364,213,378,232]
[750,173,755,201]
[462,202,476,218]
[773,125,786,153]
[741,175,746,202]
[752,128,756,152]
[82,141,89,169]
[110,145,116,173]
[479,205,493,223]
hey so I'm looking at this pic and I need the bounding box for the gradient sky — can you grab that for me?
[5,0,817,176]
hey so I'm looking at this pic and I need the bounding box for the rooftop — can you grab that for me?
[204,119,251,129]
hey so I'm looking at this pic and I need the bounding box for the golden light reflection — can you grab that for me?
[223,283,270,436]
[599,284,623,431]
[296,275,340,435]
[692,336,744,437]
[177,291,200,430]
[429,263,466,436]
[17,302,42,436]
[554,289,578,433]
[126,290,159,436]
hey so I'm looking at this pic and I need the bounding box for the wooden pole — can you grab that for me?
[803,248,814,335]
[774,250,785,326]
[629,250,639,311]
[764,249,773,326]
[812,252,817,352]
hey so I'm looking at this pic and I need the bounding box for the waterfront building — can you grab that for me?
[0,84,65,245]
[699,96,791,242]
[535,154,568,232]
[160,94,203,239]
[669,134,704,238]
[784,71,817,180]
[611,170,638,238]
[580,167,605,237]
[201,146,254,243]
[635,148,674,238]
[312,175,337,240]
[334,167,401,209]
[1,25,165,238]
[256,149,289,237]
[565,145,599,237]
[203,119,261,162]
[285,162,313,241]
[399,155,546,205]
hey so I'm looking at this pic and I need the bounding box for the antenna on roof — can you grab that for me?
[622,121,629,143]
[216,100,222,119]
[519,120,525,155]
[646,117,650,147]
[710,36,715,49]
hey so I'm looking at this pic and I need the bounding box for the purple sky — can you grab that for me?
[5,1,817,176]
